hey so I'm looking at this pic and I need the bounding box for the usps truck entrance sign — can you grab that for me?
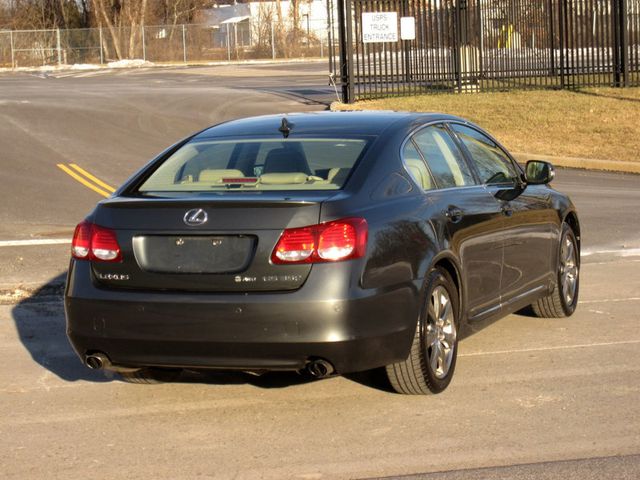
[362,12,398,43]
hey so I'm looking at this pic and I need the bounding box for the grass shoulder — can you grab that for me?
[332,88,640,164]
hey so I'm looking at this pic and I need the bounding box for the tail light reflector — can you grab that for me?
[71,221,122,262]
[271,218,367,264]
[71,221,92,259]
[273,227,315,263]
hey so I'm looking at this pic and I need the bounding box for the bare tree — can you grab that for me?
[152,0,209,26]
[93,0,148,60]
[2,0,89,30]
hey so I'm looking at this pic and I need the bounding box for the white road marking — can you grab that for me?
[582,248,640,257]
[581,297,640,304]
[0,239,70,247]
[459,339,640,358]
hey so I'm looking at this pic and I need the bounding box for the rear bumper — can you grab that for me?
[65,261,419,374]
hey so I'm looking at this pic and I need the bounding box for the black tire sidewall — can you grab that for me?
[419,268,460,393]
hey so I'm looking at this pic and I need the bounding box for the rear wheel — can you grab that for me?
[386,268,459,395]
[532,223,579,318]
[119,367,182,384]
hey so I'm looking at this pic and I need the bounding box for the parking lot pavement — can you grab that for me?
[1,257,638,480]
[1,64,639,478]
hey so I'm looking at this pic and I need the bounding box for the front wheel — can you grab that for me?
[386,267,459,395]
[532,223,580,318]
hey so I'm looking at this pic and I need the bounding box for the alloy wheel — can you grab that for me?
[560,233,578,306]
[425,285,457,379]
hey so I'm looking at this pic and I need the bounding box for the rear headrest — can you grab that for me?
[405,159,432,190]
[259,173,308,185]
[327,168,341,182]
[263,148,311,174]
[198,169,244,183]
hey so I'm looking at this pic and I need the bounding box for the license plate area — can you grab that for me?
[132,235,256,274]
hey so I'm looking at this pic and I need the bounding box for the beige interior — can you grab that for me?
[259,173,308,185]
[198,169,245,183]
[432,132,465,186]
[405,159,433,190]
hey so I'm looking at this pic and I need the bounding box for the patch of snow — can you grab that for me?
[107,59,154,68]
[70,63,98,70]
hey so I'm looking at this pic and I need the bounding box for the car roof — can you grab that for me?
[193,111,466,139]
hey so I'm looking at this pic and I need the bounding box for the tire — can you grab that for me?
[532,223,580,318]
[386,267,460,395]
[119,367,182,384]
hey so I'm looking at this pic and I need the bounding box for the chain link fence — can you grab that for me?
[0,20,332,68]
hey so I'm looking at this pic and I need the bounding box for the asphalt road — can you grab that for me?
[0,63,639,479]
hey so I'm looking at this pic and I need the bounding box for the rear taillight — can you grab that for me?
[271,218,367,264]
[71,221,122,262]
[71,221,92,259]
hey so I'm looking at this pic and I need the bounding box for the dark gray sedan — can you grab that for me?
[65,111,580,394]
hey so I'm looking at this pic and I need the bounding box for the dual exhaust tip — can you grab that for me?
[306,359,335,379]
[86,352,335,379]
[85,352,110,370]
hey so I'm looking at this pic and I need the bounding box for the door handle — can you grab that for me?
[501,205,514,217]
[444,206,463,223]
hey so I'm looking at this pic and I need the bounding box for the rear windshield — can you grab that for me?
[137,138,370,192]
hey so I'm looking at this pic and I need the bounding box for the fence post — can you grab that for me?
[99,27,104,64]
[477,0,484,80]
[454,0,462,92]
[336,0,354,102]
[559,0,565,88]
[10,30,15,69]
[620,0,629,87]
[141,25,146,61]
[549,0,556,77]
[271,21,276,60]
[233,23,238,60]
[182,24,187,63]
[56,28,62,65]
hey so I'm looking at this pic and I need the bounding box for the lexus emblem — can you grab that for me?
[183,208,208,226]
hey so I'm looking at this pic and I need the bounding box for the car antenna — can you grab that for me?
[279,117,292,138]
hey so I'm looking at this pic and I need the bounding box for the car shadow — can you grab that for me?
[344,368,395,393]
[515,305,537,318]
[11,273,392,392]
[10,272,112,382]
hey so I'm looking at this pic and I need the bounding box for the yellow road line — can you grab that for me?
[56,164,111,198]
[68,163,116,192]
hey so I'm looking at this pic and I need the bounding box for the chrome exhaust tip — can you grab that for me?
[306,359,335,378]
[85,352,110,370]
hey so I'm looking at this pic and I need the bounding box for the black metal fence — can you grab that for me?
[329,0,640,102]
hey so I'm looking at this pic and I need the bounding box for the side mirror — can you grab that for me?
[525,160,555,185]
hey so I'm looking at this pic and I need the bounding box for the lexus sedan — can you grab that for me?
[65,111,580,394]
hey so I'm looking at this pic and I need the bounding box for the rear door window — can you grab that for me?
[402,140,435,191]
[411,125,476,189]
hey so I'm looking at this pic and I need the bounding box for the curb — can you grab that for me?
[329,104,639,175]
[514,153,640,175]
[329,101,640,173]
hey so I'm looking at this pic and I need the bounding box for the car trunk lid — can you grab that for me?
[91,194,331,292]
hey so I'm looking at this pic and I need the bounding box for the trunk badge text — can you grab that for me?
[234,275,303,283]
[183,208,208,226]
[97,273,130,281]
